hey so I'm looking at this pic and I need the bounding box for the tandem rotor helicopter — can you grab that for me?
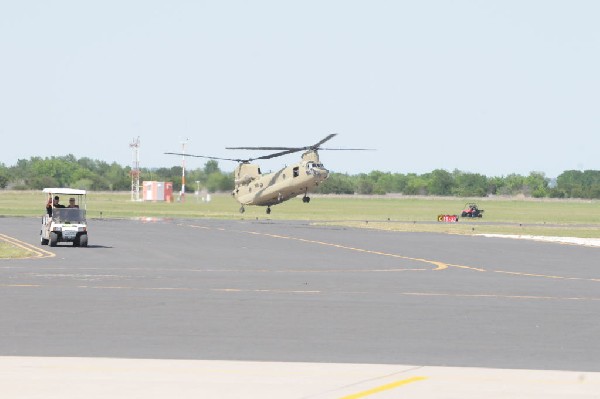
[165,134,370,214]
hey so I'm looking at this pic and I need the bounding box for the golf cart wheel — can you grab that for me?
[41,235,49,245]
[80,235,88,247]
[49,232,58,247]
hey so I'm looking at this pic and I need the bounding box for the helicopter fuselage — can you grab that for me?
[232,151,329,207]
[165,133,368,214]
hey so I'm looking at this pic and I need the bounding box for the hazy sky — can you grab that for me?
[1,1,598,177]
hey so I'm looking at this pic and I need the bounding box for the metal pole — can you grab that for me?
[180,139,189,202]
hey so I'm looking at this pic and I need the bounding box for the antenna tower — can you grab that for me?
[130,137,141,201]
[180,138,189,202]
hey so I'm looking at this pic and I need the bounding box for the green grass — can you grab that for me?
[1,191,600,238]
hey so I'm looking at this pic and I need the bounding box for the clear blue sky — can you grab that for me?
[1,1,598,177]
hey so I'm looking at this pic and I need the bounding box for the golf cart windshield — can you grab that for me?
[52,208,86,224]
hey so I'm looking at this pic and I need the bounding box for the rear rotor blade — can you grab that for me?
[164,152,250,163]
[225,146,300,151]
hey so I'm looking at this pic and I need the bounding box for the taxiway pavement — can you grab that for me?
[1,216,599,397]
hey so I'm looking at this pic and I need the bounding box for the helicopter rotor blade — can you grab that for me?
[317,147,375,151]
[225,134,375,161]
[252,148,303,160]
[164,152,250,163]
[166,135,374,165]
[225,146,299,151]
[310,133,337,149]
[226,134,339,152]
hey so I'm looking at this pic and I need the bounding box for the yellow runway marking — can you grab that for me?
[180,223,600,283]
[401,292,600,301]
[339,376,428,399]
[493,270,600,282]
[259,233,449,271]
[183,223,449,271]
[0,234,55,259]
[0,284,42,288]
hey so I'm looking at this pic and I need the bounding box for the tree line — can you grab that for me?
[1,155,600,199]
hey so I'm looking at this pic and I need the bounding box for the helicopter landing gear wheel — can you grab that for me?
[266,207,271,215]
[239,206,245,214]
[302,195,310,203]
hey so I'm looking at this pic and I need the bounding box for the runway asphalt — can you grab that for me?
[1,216,599,397]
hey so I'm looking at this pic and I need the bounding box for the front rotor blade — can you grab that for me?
[317,147,375,151]
[226,133,338,152]
[253,148,303,160]
[311,133,337,149]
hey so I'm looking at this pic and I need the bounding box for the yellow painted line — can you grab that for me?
[401,292,600,301]
[180,224,600,283]
[243,231,449,271]
[446,263,487,272]
[0,234,55,259]
[183,223,449,271]
[339,376,427,399]
[0,284,42,288]
[493,270,600,282]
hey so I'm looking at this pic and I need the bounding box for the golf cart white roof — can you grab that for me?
[43,188,87,195]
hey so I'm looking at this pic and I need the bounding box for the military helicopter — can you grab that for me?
[165,134,369,214]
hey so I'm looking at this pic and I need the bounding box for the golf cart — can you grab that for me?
[41,188,88,247]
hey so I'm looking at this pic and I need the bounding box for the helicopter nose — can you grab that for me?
[314,167,329,179]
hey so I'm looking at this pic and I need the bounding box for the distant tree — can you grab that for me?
[317,173,356,194]
[0,164,9,188]
[72,178,95,191]
[10,159,33,182]
[556,170,583,198]
[29,175,59,190]
[452,172,488,197]
[581,170,600,198]
[186,168,207,190]
[205,172,233,192]
[526,172,549,198]
[389,173,409,193]
[204,160,220,175]
[355,174,374,194]
[486,176,505,196]
[497,174,526,196]
[404,174,428,195]
[371,172,401,194]
[105,162,130,191]
[426,169,454,196]
[3,154,600,198]
[588,183,600,199]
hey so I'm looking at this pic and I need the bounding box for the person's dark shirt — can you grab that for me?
[46,202,65,216]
